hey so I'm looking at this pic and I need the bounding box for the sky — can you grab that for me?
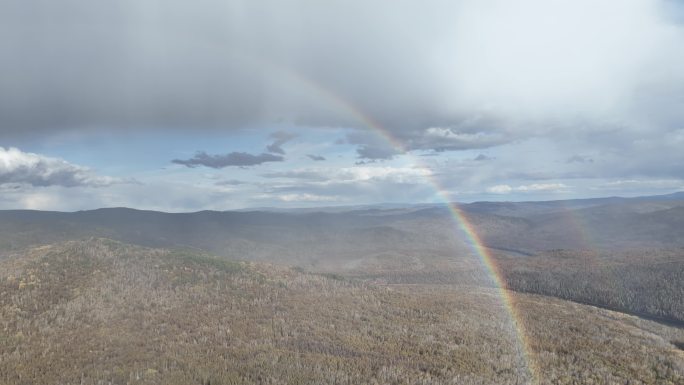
[1,0,684,211]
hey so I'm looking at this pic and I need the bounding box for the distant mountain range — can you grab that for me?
[1,192,683,265]
[235,191,684,214]
[2,192,683,346]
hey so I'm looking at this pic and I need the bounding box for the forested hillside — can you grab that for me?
[1,193,683,260]
[497,248,684,324]
[1,239,682,384]
[1,194,684,330]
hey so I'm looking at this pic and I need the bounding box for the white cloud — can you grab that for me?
[516,183,568,192]
[340,167,432,183]
[278,193,341,203]
[0,147,129,188]
[487,183,567,194]
[446,0,683,122]
[594,179,684,191]
[262,166,432,184]
[487,185,514,194]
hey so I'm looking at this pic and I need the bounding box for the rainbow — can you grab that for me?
[283,72,540,383]
[206,45,539,380]
[175,35,540,380]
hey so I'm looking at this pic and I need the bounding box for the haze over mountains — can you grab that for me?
[2,192,684,258]
[2,192,684,384]
[2,192,684,322]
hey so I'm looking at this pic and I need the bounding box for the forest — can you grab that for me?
[1,239,683,384]
[1,195,684,384]
[497,248,684,325]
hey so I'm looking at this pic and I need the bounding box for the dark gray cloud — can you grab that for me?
[414,130,512,152]
[1,0,684,202]
[567,155,594,164]
[344,118,514,160]
[343,131,402,160]
[266,131,297,155]
[260,170,329,181]
[215,179,247,186]
[2,0,681,159]
[474,154,493,161]
[356,145,400,161]
[0,147,127,188]
[172,151,283,168]
[307,154,326,161]
[0,0,449,140]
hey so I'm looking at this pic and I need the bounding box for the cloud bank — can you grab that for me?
[487,183,568,194]
[1,1,684,210]
[1,0,682,156]
[0,147,127,188]
[172,151,283,168]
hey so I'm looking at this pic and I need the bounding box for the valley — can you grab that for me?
[1,193,684,384]
[1,239,682,384]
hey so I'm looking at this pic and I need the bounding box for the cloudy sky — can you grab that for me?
[1,0,684,211]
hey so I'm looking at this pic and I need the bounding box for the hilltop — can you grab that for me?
[1,239,682,384]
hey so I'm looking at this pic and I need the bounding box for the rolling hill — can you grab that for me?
[1,239,682,384]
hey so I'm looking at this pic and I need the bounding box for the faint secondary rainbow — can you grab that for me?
[282,71,539,382]
[201,40,539,379]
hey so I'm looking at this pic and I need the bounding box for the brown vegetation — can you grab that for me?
[1,239,682,384]
[497,248,684,324]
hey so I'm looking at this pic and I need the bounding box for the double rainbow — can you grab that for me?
[289,74,540,383]
[204,44,540,381]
